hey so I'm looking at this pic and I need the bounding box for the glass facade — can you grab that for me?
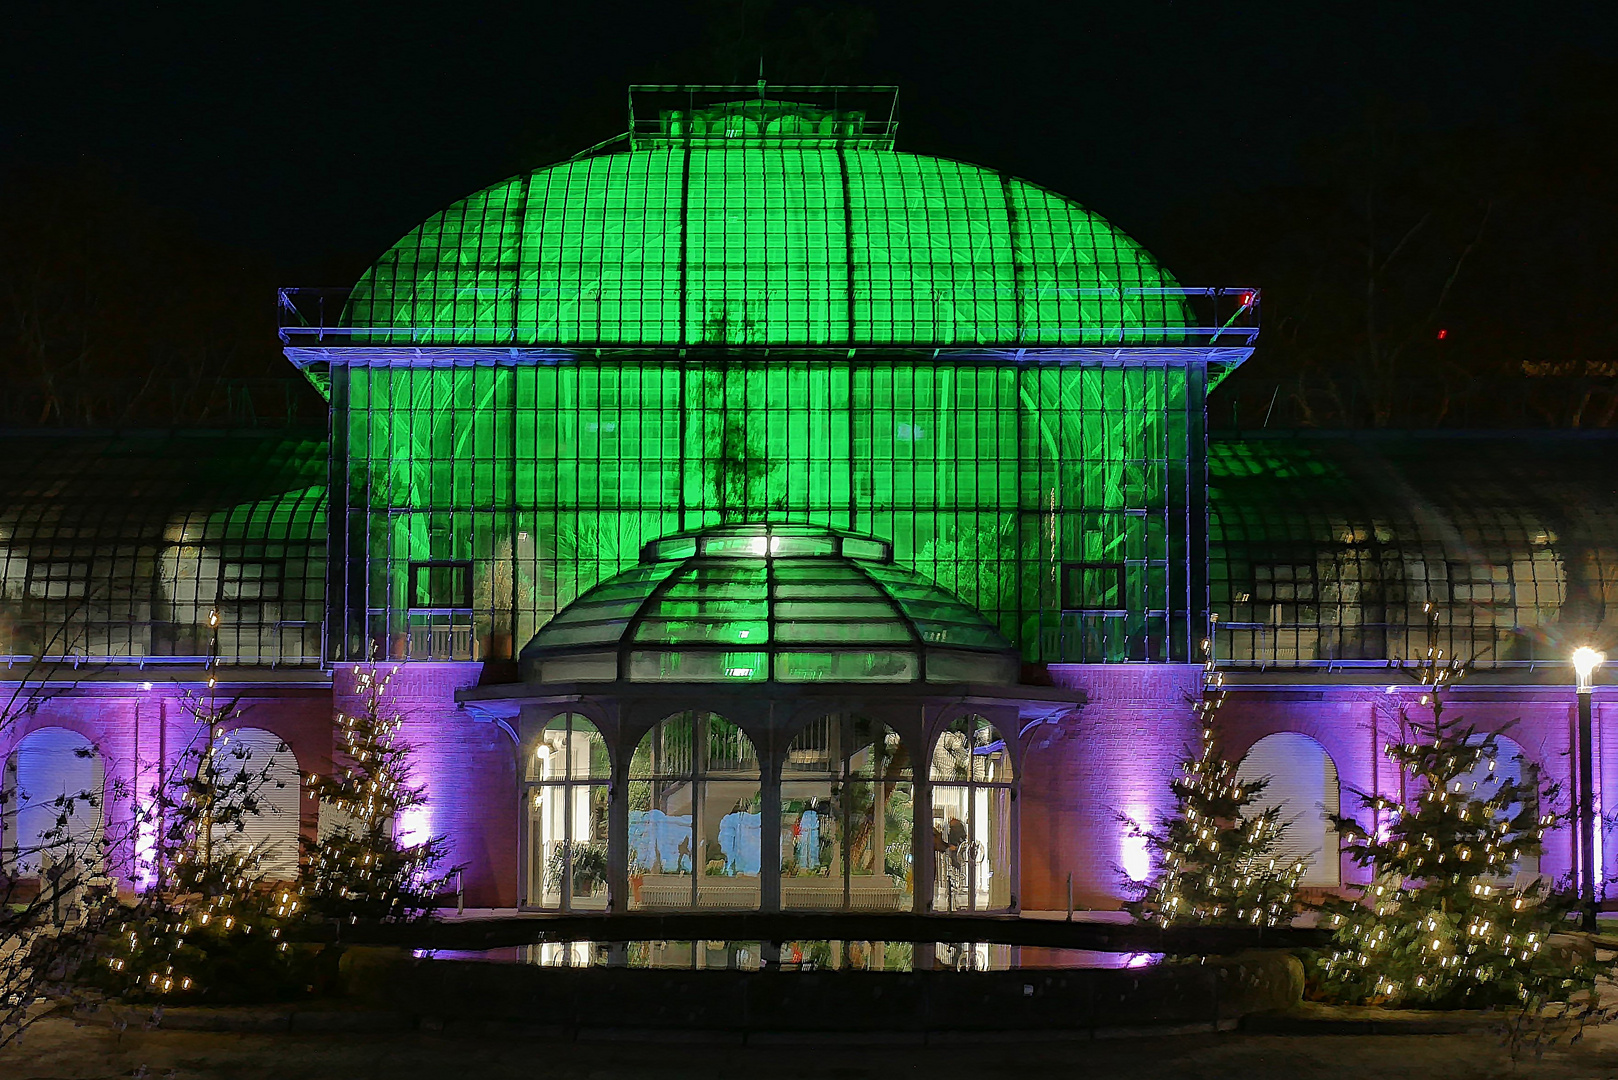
[333,359,1203,664]
[531,707,1013,914]
[1209,434,1618,667]
[0,432,326,666]
[524,713,610,910]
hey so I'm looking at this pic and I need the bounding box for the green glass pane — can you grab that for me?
[627,649,769,681]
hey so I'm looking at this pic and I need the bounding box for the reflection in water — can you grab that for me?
[411,942,1164,972]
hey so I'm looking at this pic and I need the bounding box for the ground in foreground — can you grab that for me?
[7,1018,1618,1080]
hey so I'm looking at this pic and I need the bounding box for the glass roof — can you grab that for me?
[519,523,1020,684]
[1208,433,1618,667]
[343,95,1188,349]
[0,430,328,666]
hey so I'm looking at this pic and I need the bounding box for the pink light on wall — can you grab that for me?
[1121,802,1152,882]
[132,799,158,891]
[395,804,430,849]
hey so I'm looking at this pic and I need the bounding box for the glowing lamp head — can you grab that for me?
[1573,647,1605,693]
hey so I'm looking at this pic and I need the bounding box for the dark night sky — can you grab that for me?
[8,1,1617,283]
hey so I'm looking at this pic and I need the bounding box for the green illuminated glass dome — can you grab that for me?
[346,91,1186,348]
[520,524,1020,684]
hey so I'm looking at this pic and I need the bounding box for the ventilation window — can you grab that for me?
[1448,562,1512,605]
[1062,563,1125,612]
[1252,563,1317,604]
[220,560,282,601]
[26,560,90,599]
[407,561,473,610]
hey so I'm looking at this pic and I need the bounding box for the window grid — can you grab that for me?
[336,359,1200,665]
[1209,436,1618,667]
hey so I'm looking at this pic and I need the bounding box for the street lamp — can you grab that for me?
[1574,646,1605,932]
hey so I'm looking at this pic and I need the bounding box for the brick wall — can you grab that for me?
[332,663,517,908]
[1021,665,1202,909]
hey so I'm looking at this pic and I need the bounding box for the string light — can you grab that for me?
[1127,641,1305,929]
[1318,609,1603,1012]
[100,635,449,1000]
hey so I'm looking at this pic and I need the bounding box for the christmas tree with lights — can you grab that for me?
[303,665,453,923]
[100,686,309,1001]
[1126,647,1307,928]
[1319,613,1598,1010]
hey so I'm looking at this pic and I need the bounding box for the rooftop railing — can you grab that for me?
[277,286,1261,350]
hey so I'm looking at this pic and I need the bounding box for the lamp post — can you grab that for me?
[1573,646,1605,932]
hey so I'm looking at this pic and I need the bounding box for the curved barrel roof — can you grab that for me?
[0,430,327,667]
[1209,432,1618,668]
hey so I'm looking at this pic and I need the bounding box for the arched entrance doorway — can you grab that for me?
[206,727,301,880]
[781,713,914,910]
[930,714,1016,911]
[525,713,611,910]
[628,710,761,909]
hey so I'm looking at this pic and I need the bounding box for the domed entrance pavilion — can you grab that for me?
[460,523,1082,914]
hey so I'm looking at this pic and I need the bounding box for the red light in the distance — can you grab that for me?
[1437,328,1448,340]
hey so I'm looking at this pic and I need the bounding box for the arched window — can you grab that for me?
[206,727,300,880]
[1237,733,1341,887]
[781,714,913,911]
[930,715,1015,911]
[525,713,610,910]
[2,728,104,876]
[1459,733,1541,883]
[628,711,760,909]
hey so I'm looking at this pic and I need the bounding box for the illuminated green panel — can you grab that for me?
[344,148,1188,347]
[520,523,1020,684]
[334,358,1196,664]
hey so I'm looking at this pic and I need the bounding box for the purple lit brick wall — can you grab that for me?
[1216,685,1589,889]
[6,668,1609,914]
[0,684,333,892]
[1018,669,1613,911]
[333,663,517,908]
[1021,665,1201,910]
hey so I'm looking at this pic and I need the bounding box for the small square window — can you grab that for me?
[408,561,473,610]
[1062,563,1125,612]
[1448,562,1512,605]
[1253,564,1317,604]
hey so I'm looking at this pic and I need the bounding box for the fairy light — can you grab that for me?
[1128,640,1304,929]
[1318,608,1603,1012]
[301,663,453,925]
[98,620,450,1001]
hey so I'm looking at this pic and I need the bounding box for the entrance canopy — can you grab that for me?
[519,524,1021,685]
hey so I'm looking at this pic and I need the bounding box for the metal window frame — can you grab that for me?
[406,559,474,611]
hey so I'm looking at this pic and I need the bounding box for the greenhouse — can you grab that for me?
[2,85,1613,920]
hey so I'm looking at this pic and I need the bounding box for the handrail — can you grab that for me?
[277,286,1261,349]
